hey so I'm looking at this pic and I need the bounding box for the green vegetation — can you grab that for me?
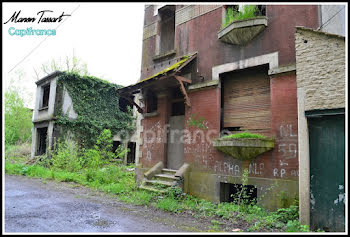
[187,114,208,130]
[5,131,310,232]
[223,5,261,29]
[4,87,33,148]
[139,55,190,83]
[56,72,135,148]
[38,55,89,78]
[221,131,267,140]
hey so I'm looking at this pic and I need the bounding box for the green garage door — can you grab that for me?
[308,110,345,232]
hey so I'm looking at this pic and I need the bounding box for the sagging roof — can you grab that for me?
[117,52,197,95]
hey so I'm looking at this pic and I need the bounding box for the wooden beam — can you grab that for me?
[175,77,191,107]
[119,94,144,114]
[174,75,192,84]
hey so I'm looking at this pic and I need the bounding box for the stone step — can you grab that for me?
[161,168,178,175]
[139,184,166,193]
[154,173,180,182]
[145,179,176,187]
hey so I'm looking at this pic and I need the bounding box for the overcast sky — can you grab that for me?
[2,2,145,108]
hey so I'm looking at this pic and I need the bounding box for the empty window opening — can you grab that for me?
[171,101,185,116]
[256,5,266,16]
[220,182,257,204]
[127,142,136,164]
[41,84,50,108]
[146,92,158,113]
[36,127,48,156]
[119,96,134,113]
[172,87,184,99]
[159,5,175,54]
[113,141,121,153]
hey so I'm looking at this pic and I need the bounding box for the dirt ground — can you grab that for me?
[4,174,254,233]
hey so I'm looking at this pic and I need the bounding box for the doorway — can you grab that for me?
[308,112,345,232]
[167,100,185,170]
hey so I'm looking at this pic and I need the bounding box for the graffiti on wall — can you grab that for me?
[273,124,299,178]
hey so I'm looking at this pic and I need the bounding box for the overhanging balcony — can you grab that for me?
[218,16,268,45]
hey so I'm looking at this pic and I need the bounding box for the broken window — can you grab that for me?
[119,96,134,113]
[158,5,175,54]
[36,127,48,156]
[41,84,50,109]
[220,182,257,204]
[145,91,158,113]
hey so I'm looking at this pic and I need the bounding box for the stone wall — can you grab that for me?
[295,27,345,111]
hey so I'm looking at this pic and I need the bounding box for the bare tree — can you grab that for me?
[33,53,89,80]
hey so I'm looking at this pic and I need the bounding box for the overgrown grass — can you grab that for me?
[222,5,260,29]
[221,131,267,139]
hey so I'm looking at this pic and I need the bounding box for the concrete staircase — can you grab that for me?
[139,168,180,193]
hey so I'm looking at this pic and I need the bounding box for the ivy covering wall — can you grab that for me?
[55,72,135,148]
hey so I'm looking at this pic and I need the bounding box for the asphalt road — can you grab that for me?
[4,175,204,233]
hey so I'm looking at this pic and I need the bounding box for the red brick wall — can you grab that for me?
[181,73,298,180]
[174,5,319,83]
[141,5,319,82]
[140,96,169,168]
[140,73,298,181]
[184,87,222,172]
[269,72,299,180]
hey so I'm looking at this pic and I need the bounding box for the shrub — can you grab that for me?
[79,129,130,169]
[80,148,102,169]
[286,220,309,232]
[51,139,81,172]
[275,205,299,224]
[95,129,115,163]
[5,89,33,146]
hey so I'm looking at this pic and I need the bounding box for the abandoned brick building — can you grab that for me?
[30,4,345,232]
[117,4,346,231]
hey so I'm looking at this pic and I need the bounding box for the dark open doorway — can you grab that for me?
[36,127,48,156]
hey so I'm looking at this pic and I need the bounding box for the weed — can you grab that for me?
[210,220,223,231]
[286,220,309,232]
[278,190,289,208]
[222,5,262,28]
[156,197,182,213]
[164,186,186,200]
[275,205,299,224]
[187,113,208,130]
